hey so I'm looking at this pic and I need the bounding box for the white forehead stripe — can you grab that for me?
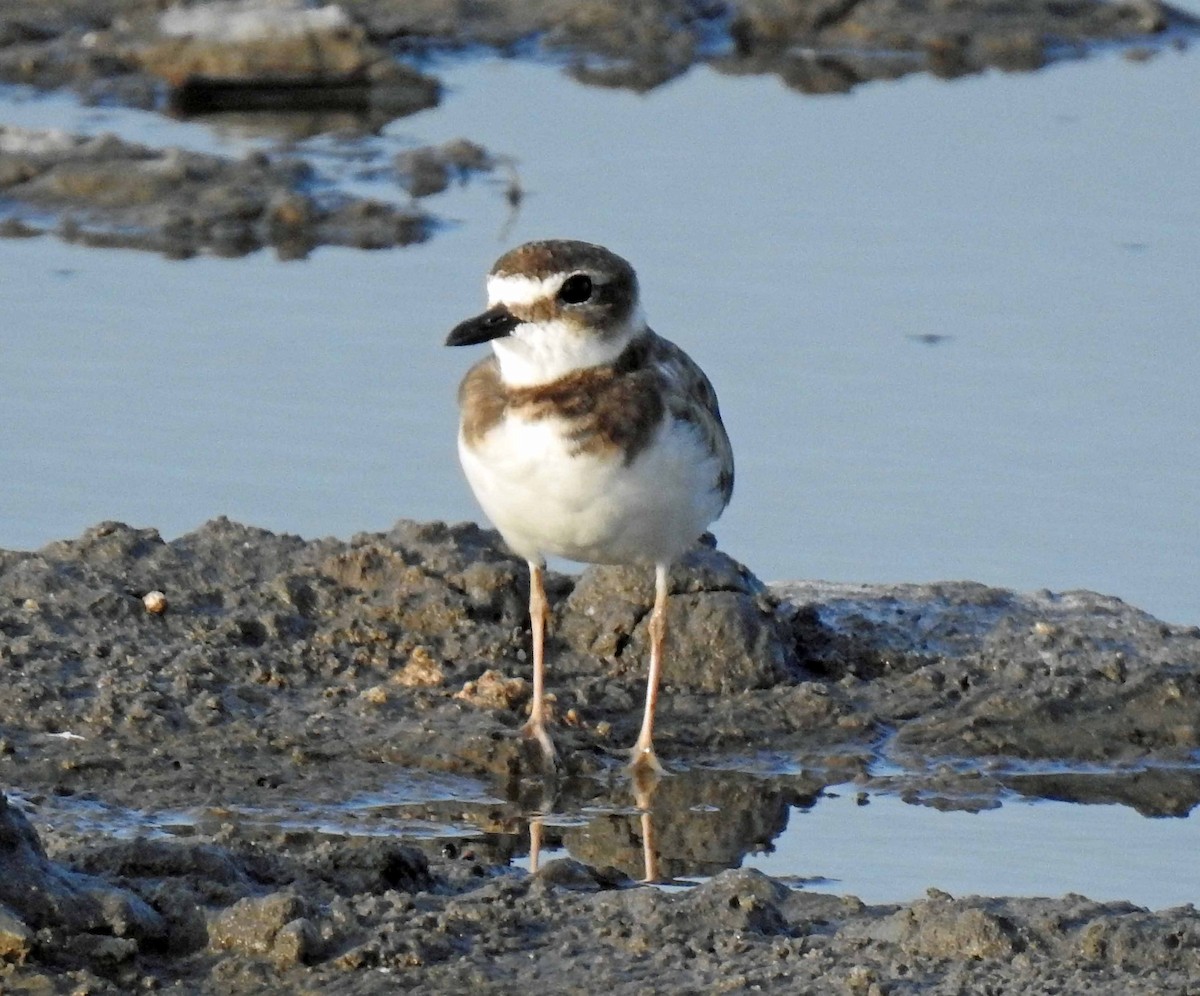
[487,273,562,308]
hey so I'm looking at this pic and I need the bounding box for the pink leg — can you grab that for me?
[520,560,557,765]
[630,562,669,774]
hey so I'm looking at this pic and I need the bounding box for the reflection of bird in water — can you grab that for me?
[522,767,816,885]
[633,771,661,883]
[447,240,734,774]
[528,770,663,883]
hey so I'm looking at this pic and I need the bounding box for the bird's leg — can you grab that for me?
[521,560,558,765]
[630,562,669,774]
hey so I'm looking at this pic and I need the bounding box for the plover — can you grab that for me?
[446,239,734,773]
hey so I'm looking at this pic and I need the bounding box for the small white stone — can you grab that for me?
[143,590,168,614]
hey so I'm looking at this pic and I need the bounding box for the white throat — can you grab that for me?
[490,317,641,387]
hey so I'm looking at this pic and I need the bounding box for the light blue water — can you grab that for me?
[1,40,1197,626]
[746,789,1200,907]
[22,774,1200,909]
[513,784,1200,909]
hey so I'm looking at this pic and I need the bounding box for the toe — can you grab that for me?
[628,743,665,776]
[520,719,559,767]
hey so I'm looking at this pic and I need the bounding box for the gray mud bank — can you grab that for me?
[2,518,1200,992]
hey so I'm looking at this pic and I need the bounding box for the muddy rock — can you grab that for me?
[0,519,621,797]
[531,856,625,891]
[1,0,1194,117]
[884,893,1021,959]
[681,867,794,935]
[0,792,165,942]
[833,893,1200,990]
[395,138,494,197]
[729,0,1176,53]
[10,781,1200,994]
[0,905,33,964]
[0,522,1193,787]
[141,2,386,81]
[208,891,316,966]
[356,0,1198,91]
[777,580,1200,766]
[0,125,431,257]
[0,0,441,114]
[997,767,1200,818]
[0,0,1193,260]
[6,518,1200,803]
[558,544,798,693]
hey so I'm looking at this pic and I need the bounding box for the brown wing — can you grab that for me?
[644,331,735,508]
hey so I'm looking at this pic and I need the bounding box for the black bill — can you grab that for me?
[445,305,521,347]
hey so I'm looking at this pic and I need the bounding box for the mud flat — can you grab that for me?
[2,519,1199,991]
[0,126,501,258]
[0,0,1194,100]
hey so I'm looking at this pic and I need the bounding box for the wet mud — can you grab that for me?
[0,125,438,258]
[1,0,1194,101]
[2,518,1200,991]
[0,0,1196,256]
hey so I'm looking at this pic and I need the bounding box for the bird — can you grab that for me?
[445,239,734,774]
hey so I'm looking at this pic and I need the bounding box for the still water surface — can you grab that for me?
[2,43,1198,623]
[20,774,1200,910]
[521,787,1200,909]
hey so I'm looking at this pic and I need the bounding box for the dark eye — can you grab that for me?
[558,274,593,304]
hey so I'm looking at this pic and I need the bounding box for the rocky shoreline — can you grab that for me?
[1,0,1193,104]
[2,518,1199,991]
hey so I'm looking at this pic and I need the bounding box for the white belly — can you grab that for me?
[459,413,725,566]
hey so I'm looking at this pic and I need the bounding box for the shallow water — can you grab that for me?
[518,789,1200,909]
[22,769,1200,910]
[2,38,1199,626]
[744,789,1200,908]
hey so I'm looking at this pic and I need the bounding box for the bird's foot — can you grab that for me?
[628,741,666,777]
[520,717,559,771]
